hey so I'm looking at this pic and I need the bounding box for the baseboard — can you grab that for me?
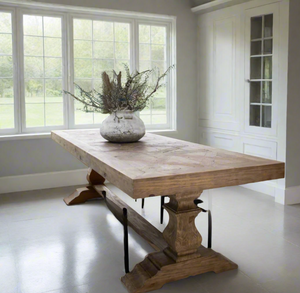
[284,185,300,205]
[0,169,88,194]
[241,181,277,197]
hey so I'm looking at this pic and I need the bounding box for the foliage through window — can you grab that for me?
[0,4,175,135]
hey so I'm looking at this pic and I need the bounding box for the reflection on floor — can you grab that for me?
[1,184,300,293]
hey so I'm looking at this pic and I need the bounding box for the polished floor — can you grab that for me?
[1,184,300,293]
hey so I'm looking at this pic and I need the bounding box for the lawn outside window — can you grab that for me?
[0,0,176,136]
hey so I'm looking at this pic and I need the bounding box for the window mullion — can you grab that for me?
[62,12,69,129]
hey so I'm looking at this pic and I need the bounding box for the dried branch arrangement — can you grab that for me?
[64,64,174,114]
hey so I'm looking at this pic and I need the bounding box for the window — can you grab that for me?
[0,3,175,136]
[249,14,273,128]
[0,11,14,131]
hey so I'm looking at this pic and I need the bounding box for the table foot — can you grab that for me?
[64,186,102,205]
[121,246,238,293]
[64,168,105,205]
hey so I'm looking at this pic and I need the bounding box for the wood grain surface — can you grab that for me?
[51,129,284,199]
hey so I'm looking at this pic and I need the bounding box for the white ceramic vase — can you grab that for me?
[100,110,145,143]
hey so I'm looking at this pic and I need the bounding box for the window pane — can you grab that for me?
[151,26,166,44]
[139,25,150,43]
[250,82,261,103]
[264,39,273,55]
[23,15,43,36]
[251,40,261,56]
[75,101,93,124]
[0,56,13,77]
[0,79,14,102]
[44,37,62,57]
[0,12,12,33]
[0,104,14,129]
[115,42,129,60]
[45,79,62,102]
[262,81,272,104]
[152,98,166,113]
[115,60,129,74]
[26,103,45,127]
[0,34,12,55]
[152,115,167,124]
[251,17,262,39]
[44,17,61,37]
[93,41,114,59]
[263,56,272,79]
[74,40,92,58]
[24,57,44,78]
[93,21,113,41]
[250,57,261,79]
[45,103,63,126]
[151,61,166,75]
[93,59,114,77]
[264,14,273,38]
[262,106,271,128]
[44,58,62,78]
[140,114,151,124]
[94,112,108,124]
[24,36,43,56]
[139,60,151,72]
[140,44,150,60]
[74,79,93,94]
[115,23,129,42]
[74,59,93,78]
[250,105,260,126]
[25,79,44,103]
[74,19,92,40]
[151,45,165,60]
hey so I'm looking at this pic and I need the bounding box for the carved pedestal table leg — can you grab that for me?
[121,192,238,293]
[63,168,105,205]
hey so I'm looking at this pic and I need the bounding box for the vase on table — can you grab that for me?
[100,110,145,143]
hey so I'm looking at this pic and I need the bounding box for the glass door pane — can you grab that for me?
[249,14,273,128]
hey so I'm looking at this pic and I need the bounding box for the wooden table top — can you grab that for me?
[51,129,285,198]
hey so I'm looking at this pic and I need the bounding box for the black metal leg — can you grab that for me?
[160,196,165,224]
[193,198,212,249]
[123,208,129,274]
[208,210,212,249]
[141,198,145,209]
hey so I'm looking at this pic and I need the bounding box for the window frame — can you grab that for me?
[136,19,175,130]
[18,8,69,134]
[0,1,176,136]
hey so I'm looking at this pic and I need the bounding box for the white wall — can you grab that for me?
[286,0,300,188]
[196,0,289,203]
[0,0,198,177]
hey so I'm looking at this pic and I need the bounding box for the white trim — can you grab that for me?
[0,0,173,21]
[0,168,88,194]
[192,0,236,13]
[192,0,253,14]
[241,181,278,197]
[282,185,300,205]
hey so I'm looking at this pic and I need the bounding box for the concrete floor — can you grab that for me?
[1,184,300,293]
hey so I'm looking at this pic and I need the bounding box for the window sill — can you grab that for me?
[0,129,177,142]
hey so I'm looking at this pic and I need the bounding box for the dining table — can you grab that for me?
[51,129,285,293]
